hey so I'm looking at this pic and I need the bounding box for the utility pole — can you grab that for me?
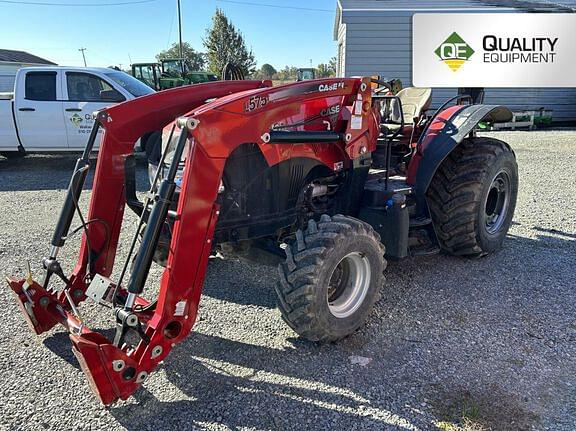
[78,47,87,67]
[177,0,184,75]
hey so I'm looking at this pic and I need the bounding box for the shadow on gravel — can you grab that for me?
[202,257,277,308]
[42,325,419,429]
[507,230,576,252]
[41,326,421,430]
[109,332,420,431]
[430,385,541,431]
[43,332,80,369]
[43,328,116,370]
[509,222,576,246]
[27,217,576,430]
[532,226,576,240]
[0,154,149,192]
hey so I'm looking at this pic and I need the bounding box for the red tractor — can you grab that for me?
[8,77,518,404]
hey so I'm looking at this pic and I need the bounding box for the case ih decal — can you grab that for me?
[320,104,341,117]
[318,82,345,92]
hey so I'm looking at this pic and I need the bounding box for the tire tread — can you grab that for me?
[276,215,385,343]
[427,137,516,257]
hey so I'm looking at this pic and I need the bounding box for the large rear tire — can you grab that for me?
[427,137,518,257]
[276,215,386,343]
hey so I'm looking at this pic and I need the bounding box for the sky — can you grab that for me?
[0,0,338,71]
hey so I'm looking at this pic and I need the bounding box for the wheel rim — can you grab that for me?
[484,170,511,235]
[327,252,372,319]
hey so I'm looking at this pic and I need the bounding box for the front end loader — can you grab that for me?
[8,77,518,404]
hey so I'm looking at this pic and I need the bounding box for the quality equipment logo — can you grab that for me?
[70,113,83,127]
[435,32,475,72]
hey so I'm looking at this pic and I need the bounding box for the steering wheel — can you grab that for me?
[370,78,393,94]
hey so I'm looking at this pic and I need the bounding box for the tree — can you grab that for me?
[276,65,298,81]
[315,63,332,78]
[156,42,205,71]
[204,8,256,76]
[329,56,337,75]
[316,57,337,78]
[259,63,277,79]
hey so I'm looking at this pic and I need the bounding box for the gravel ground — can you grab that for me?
[0,130,574,431]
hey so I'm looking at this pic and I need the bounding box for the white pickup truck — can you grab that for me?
[0,66,155,157]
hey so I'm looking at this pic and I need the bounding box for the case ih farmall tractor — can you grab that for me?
[8,77,518,404]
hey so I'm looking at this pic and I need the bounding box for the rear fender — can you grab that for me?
[408,104,512,212]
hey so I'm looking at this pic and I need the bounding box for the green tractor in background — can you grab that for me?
[296,68,316,81]
[131,63,162,90]
[132,58,218,91]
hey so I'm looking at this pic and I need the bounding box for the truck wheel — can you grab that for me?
[427,137,518,257]
[144,131,162,164]
[276,214,386,343]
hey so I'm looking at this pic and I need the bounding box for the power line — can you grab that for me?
[0,0,158,6]
[215,0,332,13]
[166,1,177,48]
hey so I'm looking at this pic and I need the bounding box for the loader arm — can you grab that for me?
[8,77,378,404]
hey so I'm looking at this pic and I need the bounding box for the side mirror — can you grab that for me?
[100,89,125,103]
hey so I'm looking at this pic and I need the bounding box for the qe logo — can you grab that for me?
[435,32,475,72]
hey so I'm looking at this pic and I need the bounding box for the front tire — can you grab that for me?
[427,137,518,257]
[276,215,386,343]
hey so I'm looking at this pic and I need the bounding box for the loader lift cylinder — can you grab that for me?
[123,128,189,310]
[44,121,101,289]
[50,121,101,251]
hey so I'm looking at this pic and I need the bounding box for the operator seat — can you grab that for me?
[384,87,432,135]
[374,87,432,171]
